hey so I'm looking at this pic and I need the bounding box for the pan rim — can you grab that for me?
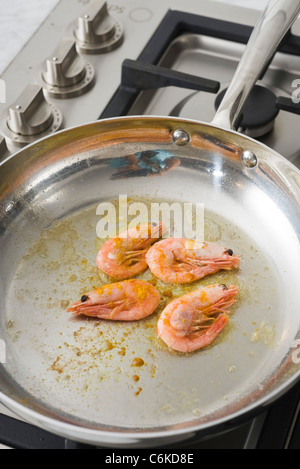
[0,372,299,445]
[0,113,297,169]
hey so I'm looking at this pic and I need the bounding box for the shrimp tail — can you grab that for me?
[134,222,167,248]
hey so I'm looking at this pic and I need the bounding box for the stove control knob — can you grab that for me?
[1,84,62,147]
[40,38,95,98]
[74,0,124,54]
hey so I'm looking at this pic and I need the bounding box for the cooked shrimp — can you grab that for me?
[146,238,240,284]
[67,279,161,321]
[97,222,167,279]
[157,284,238,352]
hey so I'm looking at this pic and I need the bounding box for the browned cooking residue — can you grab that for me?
[135,387,142,396]
[50,357,64,374]
[118,347,126,356]
[162,289,173,298]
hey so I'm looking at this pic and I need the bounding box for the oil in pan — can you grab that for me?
[4,198,281,429]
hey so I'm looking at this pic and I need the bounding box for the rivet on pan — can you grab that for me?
[241,150,258,168]
[172,129,190,146]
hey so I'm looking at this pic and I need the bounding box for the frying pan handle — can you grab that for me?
[211,0,300,130]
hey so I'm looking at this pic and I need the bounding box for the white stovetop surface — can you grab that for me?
[0,0,267,75]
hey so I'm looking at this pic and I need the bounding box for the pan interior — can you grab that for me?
[2,200,283,430]
[1,121,300,437]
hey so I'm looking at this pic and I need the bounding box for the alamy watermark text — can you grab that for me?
[96,195,204,240]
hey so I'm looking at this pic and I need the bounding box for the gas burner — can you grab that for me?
[214,84,279,138]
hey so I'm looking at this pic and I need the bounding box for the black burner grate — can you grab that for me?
[100,10,300,120]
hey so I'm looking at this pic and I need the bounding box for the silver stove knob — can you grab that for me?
[0,84,62,147]
[74,0,124,54]
[8,86,53,136]
[40,39,95,98]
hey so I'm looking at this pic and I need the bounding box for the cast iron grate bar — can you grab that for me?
[276,96,300,115]
[254,380,300,449]
[121,59,220,94]
[287,398,300,449]
[102,58,220,118]
[100,10,300,120]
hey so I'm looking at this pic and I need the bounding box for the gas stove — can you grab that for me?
[1,0,300,450]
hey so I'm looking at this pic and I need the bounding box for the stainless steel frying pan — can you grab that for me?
[1,0,300,448]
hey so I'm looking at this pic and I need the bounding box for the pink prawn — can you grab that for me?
[157,283,238,352]
[146,238,240,283]
[97,222,166,279]
[67,279,161,321]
